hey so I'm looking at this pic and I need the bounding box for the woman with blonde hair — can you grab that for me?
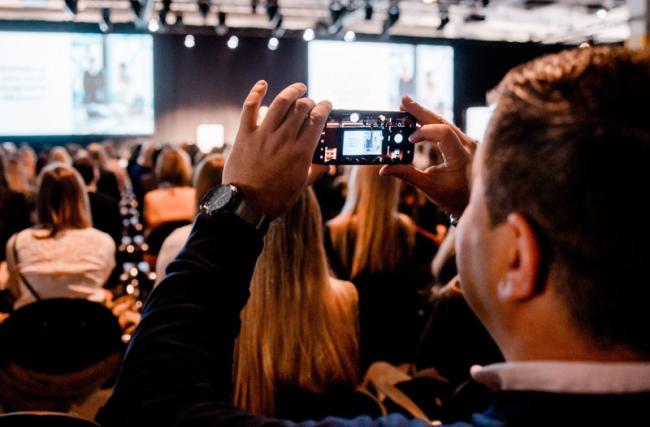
[143,147,195,230]
[155,154,225,283]
[3,163,115,308]
[325,166,435,369]
[234,188,374,421]
[48,146,72,165]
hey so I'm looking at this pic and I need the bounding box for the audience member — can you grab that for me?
[326,165,436,368]
[87,143,122,202]
[48,146,72,165]
[0,153,31,263]
[73,157,122,245]
[18,144,38,187]
[143,147,195,230]
[4,163,115,308]
[155,154,224,283]
[99,48,650,427]
[234,188,369,420]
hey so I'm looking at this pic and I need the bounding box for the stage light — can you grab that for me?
[344,30,356,42]
[303,28,315,41]
[268,36,279,51]
[198,0,211,19]
[99,8,112,33]
[184,34,196,48]
[364,0,373,20]
[216,11,228,35]
[436,4,449,31]
[64,0,78,15]
[382,1,400,33]
[596,8,607,19]
[148,18,160,32]
[227,35,239,49]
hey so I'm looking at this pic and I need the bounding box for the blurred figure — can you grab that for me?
[326,166,436,368]
[234,189,365,420]
[5,155,35,202]
[143,148,195,230]
[0,153,31,264]
[48,146,72,165]
[155,154,224,283]
[18,144,38,187]
[73,156,122,245]
[87,143,121,202]
[4,163,115,308]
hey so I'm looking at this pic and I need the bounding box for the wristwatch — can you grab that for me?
[199,184,269,231]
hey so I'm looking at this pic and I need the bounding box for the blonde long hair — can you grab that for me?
[234,188,359,416]
[328,166,416,278]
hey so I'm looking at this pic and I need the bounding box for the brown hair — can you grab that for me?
[155,148,192,187]
[234,188,359,416]
[48,146,72,165]
[192,154,225,208]
[484,46,650,355]
[328,166,415,277]
[36,163,92,237]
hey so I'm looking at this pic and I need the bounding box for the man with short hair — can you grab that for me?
[98,46,650,426]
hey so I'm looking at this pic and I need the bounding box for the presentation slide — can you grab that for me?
[0,31,154,136]
[308,41,453,118]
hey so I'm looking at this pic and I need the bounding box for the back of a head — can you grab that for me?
[193,154,225,208]
[37,163,91,236]
[330,165,414,277]
[484,46,650,356]
[235,188,359,416]
[48,147,72,166]
[72,157,98,187]
[155,148,192,187]
[87,143,108,169]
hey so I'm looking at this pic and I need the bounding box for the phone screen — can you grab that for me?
[313,110,416,165]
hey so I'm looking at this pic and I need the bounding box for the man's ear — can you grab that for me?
[496,212,542,303]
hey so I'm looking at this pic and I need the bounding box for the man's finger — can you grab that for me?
[298,100,332,150]
[263,82,308,132]
[401,96,445,126]
[240,80,268,133]
[409,124,468,160]
[280,98,316,140]
[379,164,433,190]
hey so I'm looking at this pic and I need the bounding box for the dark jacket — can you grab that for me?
[88,191,122,245]
[97,213,650,427]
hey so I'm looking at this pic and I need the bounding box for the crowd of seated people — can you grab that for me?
[0,137,457,421]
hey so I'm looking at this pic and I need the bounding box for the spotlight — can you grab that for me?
[303,28,315,42]
[596,8,607,19]
[198,0,211,19]
[184,34,195,48]
[99,8,112,33]
[130,0,143,19]
[382,1,400,33]
[344,30,356,42]
[148,18,160,32]
[436,4,449,31]
[64,0,78,15]
[268,36,279,51]
[216,11,228,35]
[328,0,346,34]
[227,35,239,49]
[267,0,279,21]
[364,0,373,20]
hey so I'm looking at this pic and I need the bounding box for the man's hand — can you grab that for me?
[223,81,332,220]
[380,96,476,217]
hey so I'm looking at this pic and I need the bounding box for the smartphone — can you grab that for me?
[312,110,416,165]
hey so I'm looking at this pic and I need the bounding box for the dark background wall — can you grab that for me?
[154,34,565,143]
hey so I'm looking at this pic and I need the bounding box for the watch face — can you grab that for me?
[200,185,236,216]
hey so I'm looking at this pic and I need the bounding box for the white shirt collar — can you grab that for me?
[471,361,650,394]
